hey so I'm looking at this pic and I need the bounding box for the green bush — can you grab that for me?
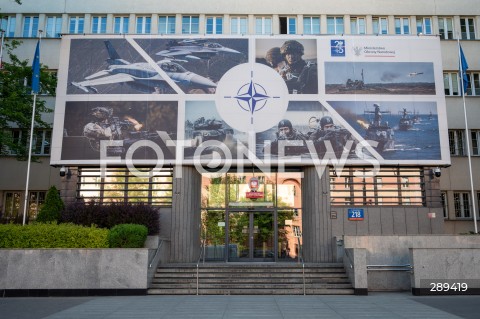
[36,186,64,223]
[108,224,148,248]
[0,223,109,248]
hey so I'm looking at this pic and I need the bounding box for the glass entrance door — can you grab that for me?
[228,211,274,261]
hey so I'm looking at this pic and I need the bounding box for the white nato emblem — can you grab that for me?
[215,63,288,133]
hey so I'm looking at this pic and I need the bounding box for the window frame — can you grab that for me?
[45,16,62,38]
[1,15,17,37]
[255,16,272,35]
[327,16,344,35]
[2,191,21,221]
[373,17,388,35]
[206,16,223,35]
[441,191,448,219]
[449,129,465,156]
[350,17,366,35]
[471,130,480,156]
[159,15,176,34]
[69,16,85,34]
[443,72,460,96]
[454,192,471,218]
[416,17,432,35]
[114,16,129,34]
[230,16,248,35]
[136,16,151,34]
[395,17,410,35]
[23,16,39,38]
[91,16,107,34]
[303,16,320,35]
[279,16,297,35]
[182,15,199,34]
[460,17,476,40]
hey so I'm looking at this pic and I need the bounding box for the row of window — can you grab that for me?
[449,130,480,156]
[2,130,52,156]
[444,72,480,96]
[1,14,476,38]
[1,190,45,222]
[441,191,480,219]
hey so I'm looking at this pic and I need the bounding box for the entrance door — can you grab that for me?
[228,211,274,261]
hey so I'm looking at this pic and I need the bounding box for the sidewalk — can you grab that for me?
[1,292,478,319]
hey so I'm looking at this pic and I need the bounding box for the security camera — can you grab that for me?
[433,167,441,178]
[59,166,67,177]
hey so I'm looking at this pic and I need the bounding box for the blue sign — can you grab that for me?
[348,208,364,221]
[331,40,346,57]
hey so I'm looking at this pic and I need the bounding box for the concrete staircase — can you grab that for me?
[148,263,355,295]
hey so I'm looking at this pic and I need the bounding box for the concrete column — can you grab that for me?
[297,15,304,35]
[272,14,279,35]
[344,15,351,34]
[84,14,91,34]
[453,16,461,39]
[170,166,201,262]
[248,14,255,35]
[129,14,135,34]
[388,15,395,35]
[61,14,68,35]
[224,14,230,34]
[320,14,327,34]
[176,14,182,34]
[432,16,439,36]
[199,14,206,35]
[410,16,417,34]
[366,15,373,34]
[15,14,22,37]
[106,14,113,34]
[151,14,158,34]
[59,167,78,205]
[302,167,334,262]
[38,14,46,36]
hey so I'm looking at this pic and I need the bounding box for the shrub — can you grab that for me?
[108,224,148,248]
[36,186,64,223]
[60,201,159,235]
[0,223,109,248]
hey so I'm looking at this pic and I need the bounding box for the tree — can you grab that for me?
[0,38,57,160]
[36,186,64,222]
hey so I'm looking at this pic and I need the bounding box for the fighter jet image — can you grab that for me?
[408,72,424,77]
[71,41,217,94]
[156,39,242,61]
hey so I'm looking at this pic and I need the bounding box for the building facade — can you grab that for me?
[1,0,479,263]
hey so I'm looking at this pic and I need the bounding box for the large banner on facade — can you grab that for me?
[51,35,450,167]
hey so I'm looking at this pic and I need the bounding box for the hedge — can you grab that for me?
[108,224,148,248]
[0,223,109,248]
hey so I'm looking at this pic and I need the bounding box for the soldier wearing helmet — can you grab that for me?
[267,119,308,155]
[278,40,318,94]
[309,115,353,157]
[265,47,286,73]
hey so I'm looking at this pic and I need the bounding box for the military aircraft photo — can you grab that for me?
[70,40,217,94]
[156,39,242,61]
[408,72,424,77]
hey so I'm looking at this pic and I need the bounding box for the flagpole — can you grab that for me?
[22,30,43,226]
[457,37,478,234]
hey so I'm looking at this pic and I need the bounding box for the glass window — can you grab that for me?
[454,192,471,218]
[2,192,21,222]
[449,130,465,156]
[159,16,175,34]
[330,167,424,206]
[395,17,410,34]
[114,16,129,34]
[182,15,199,34]
[255,17,272,35]
[136,16,151,34]
[327,16,344,34]
[441,192,448,218]
[91,16,107,34]
[46,16,62,38]
[438,17,454,40]
[69,16,84,34]
[280,17,296,34]
[444,72,460,96]
[303,16,320,35]
[350,17,366,35]
[230,16,247,35]
[466,73,480,96]
[373,17,388,35]
[206,16,223,34]
[5,129,51,155]
[23,16,39,37]
[416,17,432,35]
[460,18,476,40]
[471,131,480,156]
[1,16,16,37]
[28,191,46,221]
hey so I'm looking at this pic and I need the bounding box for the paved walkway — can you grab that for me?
[1,293,479,319]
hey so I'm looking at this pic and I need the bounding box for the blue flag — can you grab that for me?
[31,41,40,94]
[459,44,469,94]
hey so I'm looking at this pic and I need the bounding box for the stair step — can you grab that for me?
[147,288,355,295]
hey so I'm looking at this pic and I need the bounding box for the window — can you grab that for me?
[1,16,16,37]
[449,130,465,156]
[460,18,475,40]
[91,16,107,34]
[23,16,39,37]
[279,17,296,34]
[46,16,62,38]
[5,129,51,155]
[454,192,471,218]
[159,16,175,34]
[416,17,432,35]
[303,16,320,35]
[438,17,454,39]
[443,72,460,96]
[466,73,480,96]
[28,191,46,221]
[373,17,388,34]
[136,16,151,34]
[350,17,366,35]
[77,167,173,205]
[69,16,84,34]
[114,16,129,34]
[395,17,410,35]
[327,16,344,34]
[230,16,247,34]
[255,17,272,35]
[182,15,199,34]
[206,16,223,34]
[472,131,480,156]
[2,192,21,221]
[441,192,448,218]
[293,225,302,237]
[330,167,424,206]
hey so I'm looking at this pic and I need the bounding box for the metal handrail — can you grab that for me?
[344,249,354,269]
[148,239,164,268]
[367,264,412,271]
[297,236,305,296]
[196,239,206,296]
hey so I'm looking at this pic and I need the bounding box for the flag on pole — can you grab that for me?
[31,40,40,94]
[459,44,469,94]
